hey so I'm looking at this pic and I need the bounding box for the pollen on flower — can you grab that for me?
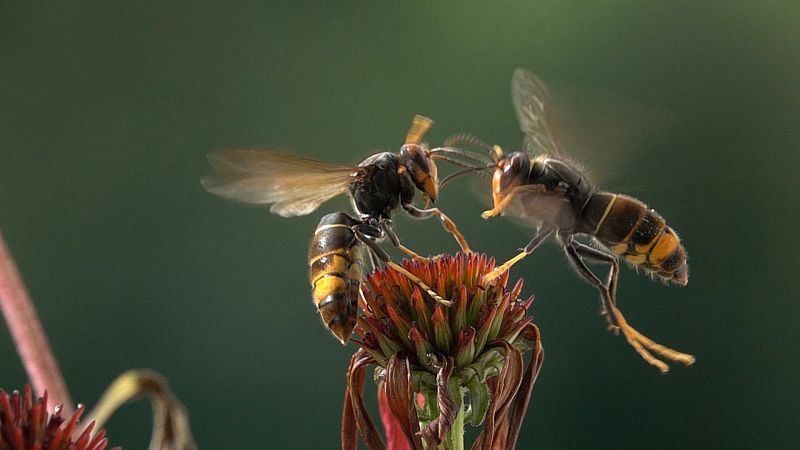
[0,385,115,450]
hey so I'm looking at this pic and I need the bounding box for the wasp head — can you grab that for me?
[400,143,439,202]
[492,148,531,206]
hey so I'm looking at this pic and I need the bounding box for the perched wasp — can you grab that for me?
[202,116,476,344]
[442,69,694,372]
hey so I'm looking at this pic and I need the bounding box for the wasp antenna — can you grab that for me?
[431,154,478,170]
[439,165,493,190]
[443,133,493,153]
[430,146,492,165]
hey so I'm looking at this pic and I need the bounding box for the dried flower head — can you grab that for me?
[342,253,544,450]
[0,386,114,450]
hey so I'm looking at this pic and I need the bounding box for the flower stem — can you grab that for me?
[0,232,73,414]
[441,388,465,450]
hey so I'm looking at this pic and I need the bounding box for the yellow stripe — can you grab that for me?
[311,271,349,287]
[593,194,617,235]
[314,223,350,234]
[312,276,348,305]
[309,248,352,266]
[634,237,659,254]
[649,231,679,264]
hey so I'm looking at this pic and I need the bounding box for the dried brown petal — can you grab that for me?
[418,357,457,448]
[383,355,423,450]
[378,388,413,450]
[505,324,545,449]
[472,342,524,450]
[85,369,195,450]
[343,350,385,450]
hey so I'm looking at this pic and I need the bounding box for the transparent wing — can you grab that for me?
[502,184,576,231]
[512,68,676,190]
[202,149,358,217]
[512,68,562,157]
[405,115,434,145]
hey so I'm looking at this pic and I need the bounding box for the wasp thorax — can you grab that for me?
[400,143,439,202]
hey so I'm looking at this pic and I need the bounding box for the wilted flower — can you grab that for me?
[342,253,544,450]
[0,385,114,450]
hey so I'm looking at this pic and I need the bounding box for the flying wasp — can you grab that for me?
[202,116,477,344]
[442,69,694,372]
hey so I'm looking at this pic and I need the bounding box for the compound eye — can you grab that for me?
[401,144,430,174]
[401,144,438,200]
[499,154,523,189]
[413,150,431,175]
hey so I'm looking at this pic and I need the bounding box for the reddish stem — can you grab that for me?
[0,232,73,415]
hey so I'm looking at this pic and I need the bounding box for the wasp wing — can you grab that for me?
[202,149,358,217]
[512,68,564,158]
[512,68,676,191]
[502,184,577,232]
[405,115,434,145]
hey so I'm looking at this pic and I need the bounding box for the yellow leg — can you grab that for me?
[387,261,452,307]
[481,249,528,285]
[397,244,428,262]
[428,208,472,253]
[564,235,694,372]
[610,305,695,373]
[481,190,516,219]
[404,205,473,254]
[481,227,554,286]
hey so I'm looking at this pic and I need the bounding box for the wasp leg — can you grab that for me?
[352,225,451,307]
[481,227,554,286]
[377,219,427,261]
[402,204,473,254]
[366,247,381,272]
[563,240,622,327]
[561,235,695,372]
[480,190,517,219]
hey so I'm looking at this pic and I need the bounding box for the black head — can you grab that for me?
[399,143,439,202]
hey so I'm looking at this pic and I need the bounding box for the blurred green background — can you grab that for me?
[2,1,799,448]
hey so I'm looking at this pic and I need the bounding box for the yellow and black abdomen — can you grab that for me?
[581,193,688,285]
[309,212,364,344]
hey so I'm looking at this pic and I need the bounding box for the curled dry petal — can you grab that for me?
[506,324,545,449]
[343,349,385,450]
[471,329,544,450]
[418,357,457,448]
[383,355,423,449]
[379,389,413,450]
[85,369,196,450]
[472,341,524,450]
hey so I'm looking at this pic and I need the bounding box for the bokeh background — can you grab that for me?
[2,1,799,448]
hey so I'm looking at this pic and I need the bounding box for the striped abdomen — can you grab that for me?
[309,213,364,344]
[581,193,688,285]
